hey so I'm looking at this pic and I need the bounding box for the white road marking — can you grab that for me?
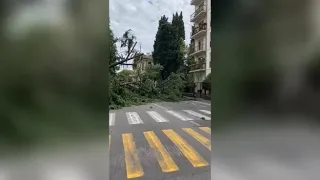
[109,113,115,126]
[153,103,169,111]
[192,101,211,106]
[199,110,211,115]
[147,111,169,122]
[183,110,211,120]
[189,101,206,108]
[166,110,193,121]
[190,121,201,126]
[126,112,144,124]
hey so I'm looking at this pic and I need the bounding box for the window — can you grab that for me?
[148,62,151,65]
[198,38,204,50]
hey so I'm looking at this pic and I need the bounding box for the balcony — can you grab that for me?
[191,23,207,39]
[191,0,204,5]
[198,57,206,64]
[190,4,206,22]
[189,63,206,72]
[189,43,206,56]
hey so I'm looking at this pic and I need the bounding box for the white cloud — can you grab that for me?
[110,0,194,54]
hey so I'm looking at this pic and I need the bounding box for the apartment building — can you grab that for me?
[189,0,211,93]
[133,53,153,74]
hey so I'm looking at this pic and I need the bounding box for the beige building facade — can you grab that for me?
[190,0,211,93]
[133,53,153,73]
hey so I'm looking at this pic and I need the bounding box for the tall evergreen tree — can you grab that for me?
[178,11,185,40]
[153,16,168,65]
[171,12,186,74]
[171,12,185,41]
[153,15,180,80]
[171,12,179,40]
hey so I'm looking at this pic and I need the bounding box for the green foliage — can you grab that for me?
[172,12,185,41]
[159,73,185,101]
[118,69,134,83]
[119,29,136,55]
[153,16,177,80]
[140,64,163,97]
[110,13,187,109]
[109,64,185,108]
[143,64,163,81]
[153,14,185,80]
[182,43,196,93]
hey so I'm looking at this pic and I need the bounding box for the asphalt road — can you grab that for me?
[109,100,212,180]
[0,100,211,180]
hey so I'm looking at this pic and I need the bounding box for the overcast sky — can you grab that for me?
[110,0,194,54]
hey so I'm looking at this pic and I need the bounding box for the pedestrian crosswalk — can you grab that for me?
[143,131,179,172]
[166,110,193,121]
[182,128,211,150]
[199,110,211,115]
[0,127,211,180]
[109,109,211,126]
[109,127,211,179]
[146,111,169,122]
[183,110,211,120]
[199,127,211,134]
[162,129,209,168]
[126,112,144,124]
[122,133,144,179]
[109,112,115,126]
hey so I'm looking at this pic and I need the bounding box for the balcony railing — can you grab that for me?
[191,23,207,37]
[197,57,206,64]
[190,63,206,71]
[190,4,206,21]
[189,43,206,54]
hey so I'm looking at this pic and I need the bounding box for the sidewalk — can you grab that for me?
[183,96,211,104]
[195,98,211,104]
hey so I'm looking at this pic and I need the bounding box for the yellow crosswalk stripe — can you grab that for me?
[182,128,211,151]
[144,131,179,172]
[122,133,144,179]
[162,129,209,168]
[199,127,211,134]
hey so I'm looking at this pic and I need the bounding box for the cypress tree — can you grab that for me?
[171,12,186,74]
[178,11,185,40]
[153,16,178,80]
[153,13,187,80]
[171,12,185,41]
